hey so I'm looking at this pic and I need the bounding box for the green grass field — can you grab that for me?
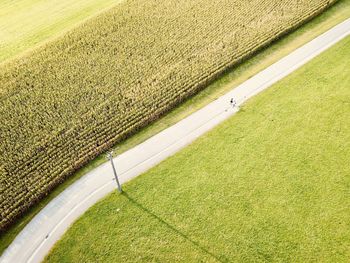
[1,0,350,255]
[45,35,350,262]
[0,0,122,63]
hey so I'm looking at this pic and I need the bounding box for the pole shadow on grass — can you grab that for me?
[122,192,227,263]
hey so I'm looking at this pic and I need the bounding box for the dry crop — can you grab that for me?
[0,0,337,231]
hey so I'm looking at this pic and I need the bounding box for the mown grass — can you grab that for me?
[0,0,123,63]
[45,35,350,262]
[1,0,350,255]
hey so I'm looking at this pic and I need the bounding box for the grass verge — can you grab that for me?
[1,0,350,255]
[46,34,350,262]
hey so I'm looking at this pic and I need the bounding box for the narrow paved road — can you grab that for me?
[1,18,350,263]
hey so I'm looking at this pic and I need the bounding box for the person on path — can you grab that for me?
[230,98,236,108]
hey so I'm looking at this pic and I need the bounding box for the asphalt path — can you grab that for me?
[1,17,350,263]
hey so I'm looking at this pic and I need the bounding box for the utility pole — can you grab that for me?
[106,150,122,193]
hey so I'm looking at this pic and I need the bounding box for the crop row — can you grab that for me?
[0,0,338,231]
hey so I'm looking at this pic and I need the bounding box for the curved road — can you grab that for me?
[1,18,350,263]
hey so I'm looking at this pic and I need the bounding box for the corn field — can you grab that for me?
[0,0,337,231]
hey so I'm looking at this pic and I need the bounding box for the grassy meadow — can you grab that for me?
[0,0,122,63]
[45,35,350,262]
